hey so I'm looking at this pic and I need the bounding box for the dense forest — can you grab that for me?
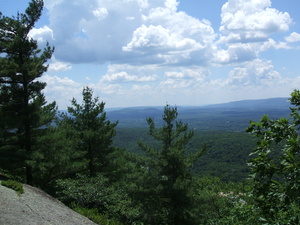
[1,1,299,224]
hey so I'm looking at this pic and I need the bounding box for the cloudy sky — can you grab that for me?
[2,0,300,109]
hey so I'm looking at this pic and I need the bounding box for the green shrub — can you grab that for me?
[71,204,124,225]
[1,180,24,194]
[55,174,141,224]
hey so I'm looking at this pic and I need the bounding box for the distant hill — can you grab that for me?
[111,98,291,182]
[200,97,290,110]
[106,97,291,130]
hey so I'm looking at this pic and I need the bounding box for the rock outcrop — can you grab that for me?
[0,183,97,225]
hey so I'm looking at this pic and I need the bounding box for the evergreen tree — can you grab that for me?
[31,112,87,190]
[62,87,118,177]
[0,0,54,184]
[138,105,206,225]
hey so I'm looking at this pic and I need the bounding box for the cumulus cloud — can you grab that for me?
[216,43,259,64]
[94,83,123,95]
[101,71,156,83]
[165,69,207,81]
[93,8,108,20]
[220,0,291,41]
[39,75,82,107]
[124,1,216,65]
[42,74,79,87]
[259,38,290,51]
[131,84,152,92]
[35,0,298,108]
[48,57,72,72]
[42,0,216,66]
[225,59,281,86]
[29,25,54,42]
[44,0,64,11]
[160,67,209,91]
[44,0,149,63]
[285,32,300,43]
[41,0,293,67]
[215,0,293,64]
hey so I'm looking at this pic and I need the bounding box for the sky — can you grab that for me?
[1,0,300,109]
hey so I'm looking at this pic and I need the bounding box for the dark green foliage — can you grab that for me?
[114,128,256,182]
[31,118,87,190]
[0,170,10,181]
[71,205,124,225]
[61,87,118,177]
[191,176,249,224]
[4,2,297,224]
[138,105,206,225]
[55,174,140,224]
[220,89,300,224]
[191,131,255,181]
[1,180,24,194]
[0,0,55,184]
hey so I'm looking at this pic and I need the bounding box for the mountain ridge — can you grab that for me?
[106,97,291,129]
[106,97,290,112]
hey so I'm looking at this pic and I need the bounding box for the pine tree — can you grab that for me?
[0,0,54,184]
[138,105,207,225]
[62,87,118,177]
[31,109,87,190]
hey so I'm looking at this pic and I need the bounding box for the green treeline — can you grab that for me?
[1,1,299,224]
[113,128,256,182]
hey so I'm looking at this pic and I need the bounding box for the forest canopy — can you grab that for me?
[1,1,299,224]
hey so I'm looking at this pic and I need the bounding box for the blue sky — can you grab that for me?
[1,0,300,109]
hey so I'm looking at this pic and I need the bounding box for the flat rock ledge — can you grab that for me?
[0,183,97,225]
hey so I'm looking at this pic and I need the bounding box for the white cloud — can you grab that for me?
[220,0,291,40]
[44,0,149,63]
[164,0,178,12]
[226,43,258,63]
[94,83,123,95]
[126,16,135,21]
[39,75,82,107]
[93,8,108,20]
[36,0,299,108]
[48,57,72,72]
[215,0,293,64]
[42,74,79,87]
[165,69,207,81]
[123,24,175,51]
[44,0,293,67]
[131,84,152,92]
[44,0,64,10]
[259,38,290,51]
[101,71,156,83]
[29,25,54,42]
[43,0,216,66]
[123,0,149,9]
[285,32,300,43]
[160,67,209,91]
[124,3,216,65]
[225,59,281,86]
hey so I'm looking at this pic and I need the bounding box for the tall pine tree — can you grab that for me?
[61,87,118,177]
[138,105,207,225]
[0,0,54,184]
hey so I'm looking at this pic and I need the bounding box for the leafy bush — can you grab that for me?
[55,174,141,224]
[191,176,249,224]
[71,204,124,225]
[244,90,300,224]
[1,180,24,194]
